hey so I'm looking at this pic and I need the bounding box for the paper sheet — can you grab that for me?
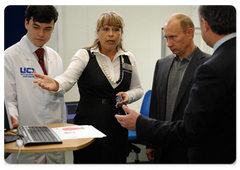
[52,125,106,140]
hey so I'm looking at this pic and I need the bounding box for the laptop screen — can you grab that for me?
[4,100,13,132]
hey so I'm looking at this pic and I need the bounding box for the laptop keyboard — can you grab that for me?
[18,125,62,146]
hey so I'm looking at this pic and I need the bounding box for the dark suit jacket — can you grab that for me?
[138,37,236,163]
[149,47,210,163]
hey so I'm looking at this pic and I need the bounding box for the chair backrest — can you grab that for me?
[65,102,78,121]
[139,90,151,117]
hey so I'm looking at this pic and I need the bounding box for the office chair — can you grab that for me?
[127,90,152,163]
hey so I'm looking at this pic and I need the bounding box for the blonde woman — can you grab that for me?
[34,11,143,163]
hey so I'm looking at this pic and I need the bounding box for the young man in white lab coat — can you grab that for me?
[4,6,66,164]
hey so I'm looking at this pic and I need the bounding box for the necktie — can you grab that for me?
[35,48,47,75]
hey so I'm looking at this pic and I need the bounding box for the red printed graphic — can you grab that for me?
[62,127,85,131]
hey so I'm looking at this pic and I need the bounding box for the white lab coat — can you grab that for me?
[4,35,66,164]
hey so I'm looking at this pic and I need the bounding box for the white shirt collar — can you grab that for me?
[213,33,236,51]
[24,34,46,54]
[91,47,128,58]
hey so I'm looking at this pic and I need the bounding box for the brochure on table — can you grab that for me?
[52,125,106,140]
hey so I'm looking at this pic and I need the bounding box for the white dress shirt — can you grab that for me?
[54,47,144,104]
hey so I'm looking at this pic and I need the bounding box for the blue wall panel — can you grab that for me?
[4,5,28,50]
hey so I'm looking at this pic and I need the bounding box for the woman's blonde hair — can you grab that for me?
[84,11,126,51]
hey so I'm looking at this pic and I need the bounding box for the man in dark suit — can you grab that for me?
[147,13,210,163]
[115,5,236,164]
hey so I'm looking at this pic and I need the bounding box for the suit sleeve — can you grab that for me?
[149,60,160,119]
[136,64,225,148]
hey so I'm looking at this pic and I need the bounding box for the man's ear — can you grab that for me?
[187,28,194,39]
[202,18,210,32]
[24,19,29,30]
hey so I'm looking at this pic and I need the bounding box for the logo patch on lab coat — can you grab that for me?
[20,67,35,78]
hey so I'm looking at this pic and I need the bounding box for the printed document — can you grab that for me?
[52,125,106,140]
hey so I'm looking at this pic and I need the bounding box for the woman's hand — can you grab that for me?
[115,92,129,108]
[33,73,59,92]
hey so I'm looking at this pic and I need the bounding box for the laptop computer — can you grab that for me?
[5,98,62,146]
[18,125,62,146]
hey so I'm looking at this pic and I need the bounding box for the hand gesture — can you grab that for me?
[115,105,140,131]
[33,73,59,92]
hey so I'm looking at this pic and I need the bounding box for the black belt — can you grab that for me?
[79,98,116,105]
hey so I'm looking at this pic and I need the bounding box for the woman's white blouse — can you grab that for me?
[54,48,144,104]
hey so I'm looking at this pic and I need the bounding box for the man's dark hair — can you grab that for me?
[198,5,236,35]
[25,5,58,24]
